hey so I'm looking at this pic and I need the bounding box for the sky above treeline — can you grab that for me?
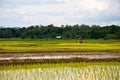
[0,0,120,27]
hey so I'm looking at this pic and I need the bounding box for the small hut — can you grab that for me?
[56,36,62,39]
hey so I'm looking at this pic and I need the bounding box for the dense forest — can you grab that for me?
[0,24,120,39]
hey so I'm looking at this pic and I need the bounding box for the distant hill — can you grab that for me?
[0,26,5,28]
[13,27,20,29]
[0,26,21,29]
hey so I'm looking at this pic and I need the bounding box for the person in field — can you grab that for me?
[79,38,83,43]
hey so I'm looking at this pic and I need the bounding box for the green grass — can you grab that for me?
[0,39,120,53]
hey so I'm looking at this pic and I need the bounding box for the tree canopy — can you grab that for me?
[0,24,120,39]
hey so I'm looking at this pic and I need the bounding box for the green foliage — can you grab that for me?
[0,24,120,39]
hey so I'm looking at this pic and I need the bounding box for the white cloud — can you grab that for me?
[83,0,109,11]
[0,0,120,27]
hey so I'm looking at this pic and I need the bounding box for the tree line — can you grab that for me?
[0,24,120,39]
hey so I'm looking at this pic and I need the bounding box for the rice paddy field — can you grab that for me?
[0,39,120,80]
[0,61,120,80]
[0,39,120,52]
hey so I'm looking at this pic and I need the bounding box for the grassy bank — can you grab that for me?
[0,39,120,53]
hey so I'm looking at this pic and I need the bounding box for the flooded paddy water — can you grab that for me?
[0,54,120,60]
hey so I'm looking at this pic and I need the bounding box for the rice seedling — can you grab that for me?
[0,61,119,80]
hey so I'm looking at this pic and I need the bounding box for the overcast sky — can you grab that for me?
[0,0,120,27]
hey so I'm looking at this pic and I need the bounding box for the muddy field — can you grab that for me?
[0,52,120,64]
[0,52,120,57]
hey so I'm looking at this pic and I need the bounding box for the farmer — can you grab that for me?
[79,38,83,43]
